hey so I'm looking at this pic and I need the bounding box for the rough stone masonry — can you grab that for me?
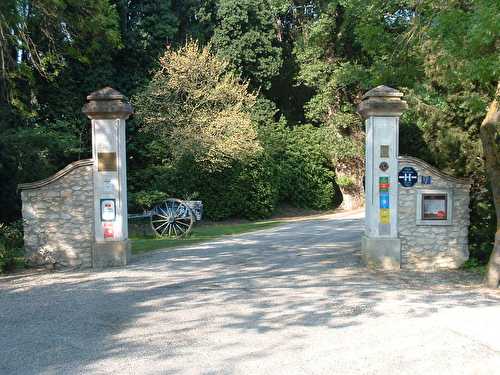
[398,156,471,270]
[20,160,94,268]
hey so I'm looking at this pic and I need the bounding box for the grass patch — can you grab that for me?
[462,258,487,275]
[131,220,281,254]
[13,256,26,269]
[0,253,26,274]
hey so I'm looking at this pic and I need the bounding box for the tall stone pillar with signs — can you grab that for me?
[83,87,133,267]
[358,86,408,269]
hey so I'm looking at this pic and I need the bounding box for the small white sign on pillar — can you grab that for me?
[83,87,133,268]
[358,86,408,269]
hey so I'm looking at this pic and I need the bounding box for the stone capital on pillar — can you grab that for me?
[357,85,408,119]
[82,87,133,120]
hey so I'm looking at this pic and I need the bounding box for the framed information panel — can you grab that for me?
[416,190,452,225]
[422,194,447,220]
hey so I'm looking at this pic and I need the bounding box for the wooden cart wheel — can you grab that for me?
[150,198,194,238]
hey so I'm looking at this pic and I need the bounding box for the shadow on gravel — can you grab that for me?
[0,216,499,374]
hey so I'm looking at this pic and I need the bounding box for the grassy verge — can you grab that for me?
[461,258,487,275]
[0,253,26,274]
[131,220,281,254]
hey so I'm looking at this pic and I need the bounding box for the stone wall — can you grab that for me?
[398,156,471,270]
[19,160,94,268]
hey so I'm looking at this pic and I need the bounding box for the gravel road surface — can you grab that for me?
[1,210,499,375]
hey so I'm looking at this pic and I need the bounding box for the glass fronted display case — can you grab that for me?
[422,194,448,220]
[416,190,452,225]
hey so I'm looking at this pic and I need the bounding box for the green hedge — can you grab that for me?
[0,221,23,273]
[128,123,339,221]
[276,125,336,209]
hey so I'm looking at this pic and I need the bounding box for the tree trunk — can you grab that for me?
[480,83,500,288]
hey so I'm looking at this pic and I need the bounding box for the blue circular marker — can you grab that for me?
[398,167,418,187]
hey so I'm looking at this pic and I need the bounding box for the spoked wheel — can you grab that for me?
[150,198,194,238]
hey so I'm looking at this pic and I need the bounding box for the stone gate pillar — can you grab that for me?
[358,86,407,269]
[82,87,133,267]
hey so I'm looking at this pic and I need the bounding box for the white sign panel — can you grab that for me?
[101,199,116,222]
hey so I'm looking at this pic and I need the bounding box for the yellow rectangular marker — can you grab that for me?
[380,208,390,224]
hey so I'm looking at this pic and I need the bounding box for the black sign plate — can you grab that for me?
[398,167,418,187]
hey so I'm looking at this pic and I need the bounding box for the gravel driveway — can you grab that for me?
[1,210,499,375]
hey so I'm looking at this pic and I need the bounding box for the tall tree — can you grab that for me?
[0,0,121,107]
[408,0,499,286]
[294,0,422,208]
[112,0,180,92]
[210,0,283,90]
[0,0,122,222]
[481,85,500,288]
[133,40,261,171]
[131,41,280,220]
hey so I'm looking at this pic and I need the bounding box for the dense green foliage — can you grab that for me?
[258,121,337,209]
[211,0,283,90]
[0,0,498,264]
[130,40,338,220]
[0,221,23,272]
[134,41,261,171]
[289,0,498,261]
